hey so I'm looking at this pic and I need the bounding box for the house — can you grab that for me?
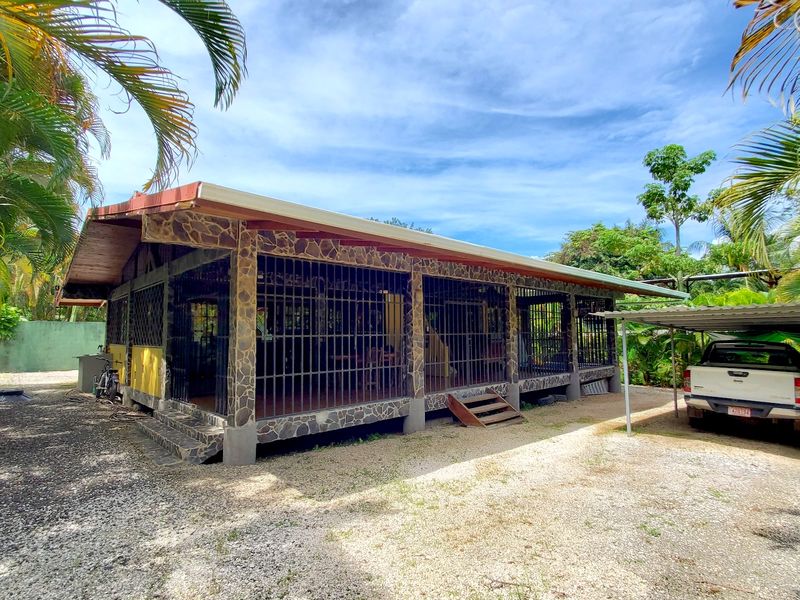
[58,182,683,464]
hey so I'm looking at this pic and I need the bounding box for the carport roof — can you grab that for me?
[595,303,800,332]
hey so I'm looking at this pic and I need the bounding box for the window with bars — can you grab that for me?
[423,276,507,393]
[575,296,613,368]
[106,297,128,346]
[516,288,570,378]
[256,255,408,418]
[130,284,164,346]
[168,258,229,414]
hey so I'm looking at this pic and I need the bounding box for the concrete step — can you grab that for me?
[154,408,224,444]
[164,399,226,428]
[136,417,223,464]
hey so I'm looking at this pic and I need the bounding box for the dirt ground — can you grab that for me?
[1,375,799,600]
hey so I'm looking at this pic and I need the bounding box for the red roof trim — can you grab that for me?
[91,182,201,219]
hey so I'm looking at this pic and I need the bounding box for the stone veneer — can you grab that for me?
[518,373,572,394]
[227,224,258,427]
[257,398,410,442]
[579,365,617,383]
[142,212,238,249]
[405,271,425,399]
[424,382,509,412]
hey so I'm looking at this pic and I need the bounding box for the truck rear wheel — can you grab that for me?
[688,416,704,429]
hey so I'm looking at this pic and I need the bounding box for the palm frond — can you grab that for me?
[0,172,77,261]
[716,120,800,262]
[731,0,800,111]
[775,270,800,300]
[158,0,247,109]
[1,0,195,190]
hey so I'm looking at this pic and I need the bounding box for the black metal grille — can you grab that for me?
[516,288,570,378]
[256,255,408,418]
[106,297,128,346]
[168,258,230,414]
[575,296,613,368]
[130,284,164,346]
[423,276,507,393]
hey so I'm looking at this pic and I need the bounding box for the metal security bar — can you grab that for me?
[168,258,230,414]
[106,297,128,346]
[423,276,507,393]
[516,287,570,378]
[575,296,614,368]
[130,284,164,346]
[256,255,408,418]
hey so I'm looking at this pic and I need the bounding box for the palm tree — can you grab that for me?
[0,0,247,191]
[717,2,800,260]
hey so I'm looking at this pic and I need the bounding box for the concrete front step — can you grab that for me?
[154,408,224,445]
[164,399,226,428]
[136,417,223,465]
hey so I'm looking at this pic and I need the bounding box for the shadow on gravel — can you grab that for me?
[619,402,800,459]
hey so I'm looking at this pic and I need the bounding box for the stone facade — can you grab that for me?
[227,225,257,427]
[579,366,617,383]
[405,270,425,399]
[142,212,237,249]
[257,231,413,271]
[257,398,410,443]
[425,382,510,412]
[506,291,518,382]
[518,373,572,394]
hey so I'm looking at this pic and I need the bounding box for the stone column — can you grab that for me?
[403,268,425,434]
[566,294,581,401]
[223,223,258,465]
[505,286,520,410]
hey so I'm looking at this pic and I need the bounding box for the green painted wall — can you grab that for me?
[0,321,106,372]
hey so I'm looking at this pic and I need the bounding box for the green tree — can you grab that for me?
[546,221,708,283]
[637,144,716,256]
[368,217,433,233]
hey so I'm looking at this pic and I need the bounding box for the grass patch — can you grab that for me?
[638,523,662,538]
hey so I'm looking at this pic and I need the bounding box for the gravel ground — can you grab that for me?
[1,376,799,600]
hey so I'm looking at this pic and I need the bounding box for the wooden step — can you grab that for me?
[479,411,522,425]
[461,393,501,406]
[447,391,524,428]
[471,401,511,415]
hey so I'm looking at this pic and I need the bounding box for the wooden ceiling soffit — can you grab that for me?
[64,221,141,286]
[245,220,317,232]
[141,212,237,250]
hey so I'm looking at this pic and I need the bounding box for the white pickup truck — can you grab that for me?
[684,340,800,429]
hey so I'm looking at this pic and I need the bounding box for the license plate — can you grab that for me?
[728,406,751,417]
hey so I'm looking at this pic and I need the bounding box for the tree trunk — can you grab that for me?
[674,221,681,256]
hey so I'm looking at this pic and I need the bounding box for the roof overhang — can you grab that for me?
[61,181,688,304]
[595,303,800,332]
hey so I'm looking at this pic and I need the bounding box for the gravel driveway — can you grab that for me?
[1,376,799,600]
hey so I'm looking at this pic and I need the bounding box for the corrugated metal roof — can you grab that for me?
[595,303,800,332]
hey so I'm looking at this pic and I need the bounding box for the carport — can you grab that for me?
[595,303,800,435]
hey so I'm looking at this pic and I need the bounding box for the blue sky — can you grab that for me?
[95,0,783,257]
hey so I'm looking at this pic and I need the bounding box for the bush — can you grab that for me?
[0,305,24,340]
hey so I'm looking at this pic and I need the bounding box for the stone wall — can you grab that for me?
[578,366,617,383]
[424,382,509,412]
[256,398,410,443]
[518,373,572,394]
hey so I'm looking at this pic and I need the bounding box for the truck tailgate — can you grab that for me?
[690,366,796,406]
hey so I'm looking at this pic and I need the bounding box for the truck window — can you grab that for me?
[705,345,800,370]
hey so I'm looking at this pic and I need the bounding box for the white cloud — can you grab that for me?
[88,0,778,256]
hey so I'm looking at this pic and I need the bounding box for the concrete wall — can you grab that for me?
[0,321,106,372]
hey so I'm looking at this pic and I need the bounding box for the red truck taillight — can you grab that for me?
[683,370,691,393]
[795,377,800,405]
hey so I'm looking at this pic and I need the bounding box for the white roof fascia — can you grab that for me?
[198,182,688,300]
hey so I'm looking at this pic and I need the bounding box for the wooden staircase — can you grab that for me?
[447,391,524,428]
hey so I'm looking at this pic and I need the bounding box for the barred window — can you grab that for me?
[130,284,164,346]
[423,276,507,393]
[516,288,570,378]
[575,297,613,368]
[106,297,128,345]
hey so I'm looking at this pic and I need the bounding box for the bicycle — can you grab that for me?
[94,357,121,401]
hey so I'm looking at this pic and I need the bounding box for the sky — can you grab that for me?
[92,0,785,258]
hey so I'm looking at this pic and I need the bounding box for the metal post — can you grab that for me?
[670,327,678,418]
[621,320,632,436]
